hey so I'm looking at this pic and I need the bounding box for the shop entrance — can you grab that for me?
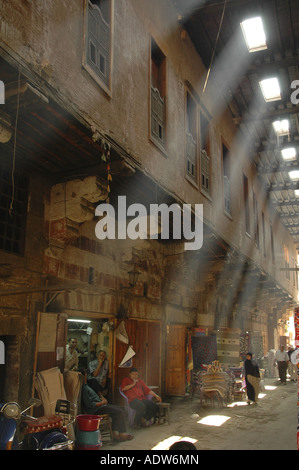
[66,317,113,372]
[35,312,114,387]
[113,319,161,404]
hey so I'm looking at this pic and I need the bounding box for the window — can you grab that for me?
[150,38,166,150]
[186,90,198,183]
[200,111,211,195]
[253,192,259,249]
[259,78,281,102]
[281,147,296,161]
[0,166,28,255]
[272,119,289,137]
[240,17,267,53]
[262,212,266,257]
[292,258,297,287]
[284,245,290,280]
[222,144,231,215]
[243,174,250,234]
[84,0,112,93]
[270,224,275,264]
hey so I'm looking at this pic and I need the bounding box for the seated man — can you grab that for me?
[121,367,161,428]
[87,350,109,395]
[79,369,133,442]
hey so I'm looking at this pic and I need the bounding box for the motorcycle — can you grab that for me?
[0,398,74,450]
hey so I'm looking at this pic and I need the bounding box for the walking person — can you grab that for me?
[275,345,289,384]
[244,352,260,405]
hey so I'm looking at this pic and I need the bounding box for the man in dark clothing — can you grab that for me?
[80,369,133,441]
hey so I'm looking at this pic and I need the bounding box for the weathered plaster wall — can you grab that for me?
[0,0,297,401]
[0,172,48,404]
[0,0,294,298]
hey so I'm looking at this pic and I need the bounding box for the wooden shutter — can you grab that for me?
[151,87,165,146]
[86,0,110,87]
[201,149,210,192]
[165,324,186,396]
[186,132,197,180]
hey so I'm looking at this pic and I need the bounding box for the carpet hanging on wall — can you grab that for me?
[191,335,217,369]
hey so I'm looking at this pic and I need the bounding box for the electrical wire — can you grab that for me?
[203,0,228,94]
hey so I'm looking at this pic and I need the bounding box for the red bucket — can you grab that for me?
[76,415,102,432]
[76,443,102,450]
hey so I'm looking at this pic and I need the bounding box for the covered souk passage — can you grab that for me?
[102,378,297,451]
[207,379,297,450]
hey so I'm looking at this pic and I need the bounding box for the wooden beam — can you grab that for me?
[246,56,299,76]
[272,200,299,207]
[175,0,255,17]
[258,163,299,175]
[255,139,299,153]
[279,211,299,217]
[235,104,299,123]
[267,182,299,191]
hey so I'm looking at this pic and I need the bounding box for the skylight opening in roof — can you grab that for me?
[288,170,299,180]
[240,17,267,52]
[259,78,281,102]
[272,119,289,136]
[281,147,296,160]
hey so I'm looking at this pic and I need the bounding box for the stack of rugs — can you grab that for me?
[200,361,232,404]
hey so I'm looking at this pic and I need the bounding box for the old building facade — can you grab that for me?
[0,0,297,406]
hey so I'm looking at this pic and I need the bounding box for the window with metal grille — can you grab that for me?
[222,144,231,216]
[270,224,275,264]
[0,167,28,255]
[262,212,266,257]
[253,191,260,249]
[186,90,198,183]
[200,111,211,195]
[150,38,166,150]
[84,0,111,91]
[284,244,290,280]
[243,174,250,234]
[201,149,210,192]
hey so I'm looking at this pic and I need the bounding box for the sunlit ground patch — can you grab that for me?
[197,415,231,426]
[227,401,248,407]
[152,384,278,449]
[151,436,197,450]
[264,385,277,390]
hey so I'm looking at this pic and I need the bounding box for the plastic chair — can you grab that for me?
[119,387,153,427]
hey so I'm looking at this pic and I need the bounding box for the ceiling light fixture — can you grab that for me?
[240,17,267,52]
[259,77,281,102]
[67,319,91,323]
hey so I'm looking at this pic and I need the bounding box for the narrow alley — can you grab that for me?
[1,2,299,458]
[101,378,297,451]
